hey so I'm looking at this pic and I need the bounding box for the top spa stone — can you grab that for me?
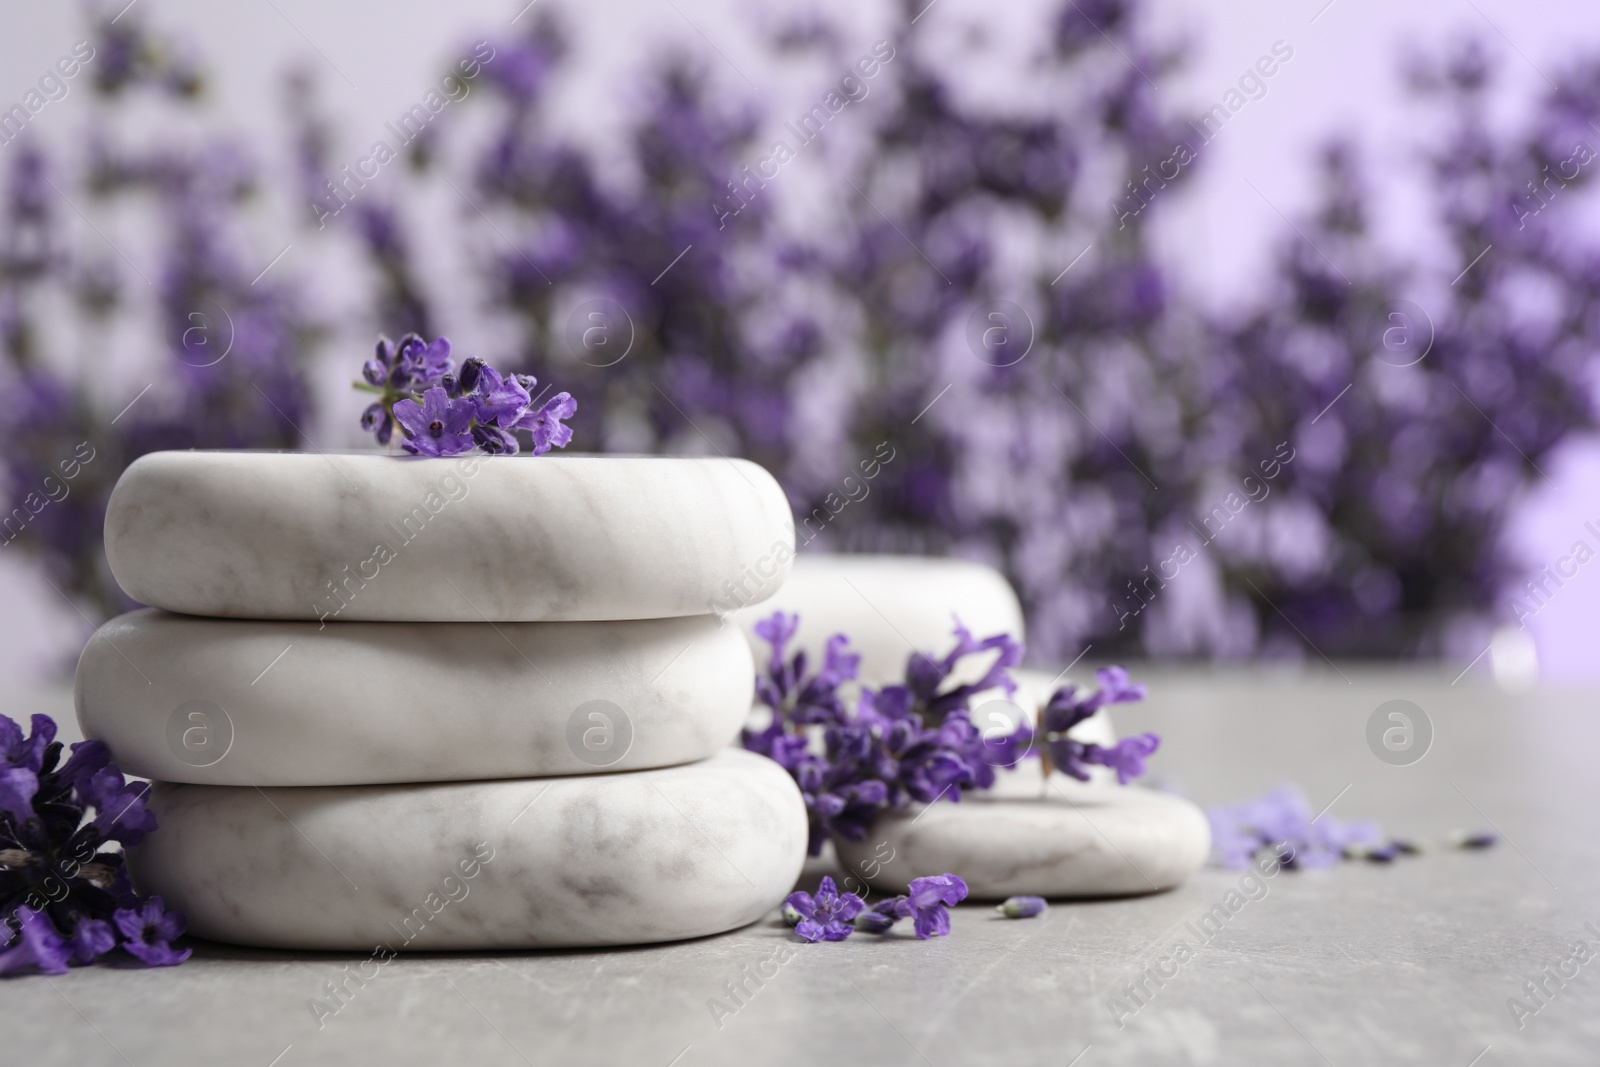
[104,451,794,622]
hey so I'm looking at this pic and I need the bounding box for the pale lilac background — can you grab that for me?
[1,0,1597,681]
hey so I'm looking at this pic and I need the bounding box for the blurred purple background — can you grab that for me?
[4,0,1600,683]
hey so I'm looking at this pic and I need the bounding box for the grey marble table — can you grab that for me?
[7,668,1597,1066]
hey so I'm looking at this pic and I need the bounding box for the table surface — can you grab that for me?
[7,667,1598,1067]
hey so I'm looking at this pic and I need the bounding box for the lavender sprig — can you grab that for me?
[0,712,189,976]
[783,873,968,941]
[745,612,1162,855]
[1007,667,1162,785]
[354,332,576,457]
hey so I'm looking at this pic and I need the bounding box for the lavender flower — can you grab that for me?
[1205,786,1383,870]
[0,907,68,976]
[743,612,1021,854]
[393,387,475,458]
[354,333,576,457]
[784,876,864,942]
[1006,666,1159,785]
[0,712,188,975]
[852,900,904,934]
[906,873,968,939]
[113,897,191,967]
[997,895,1047,919]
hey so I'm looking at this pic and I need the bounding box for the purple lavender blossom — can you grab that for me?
[0,713,189,975]
[1084,734,1161,785]
[113,897,191,967]
[394,387,476,458]
[906,873,968,939]
[1009,667,1158,785]
[785,876,865,942]
[743,612,1023,853]
[0,908,69,976]
[356,334,576,457]
[1205,786,1383,870]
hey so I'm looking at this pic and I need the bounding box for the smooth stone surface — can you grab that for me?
[835,777,1210,898]
[105,451,794,621]
[738,553,1024,685]
[77,609,751,786]
[129,749,806,950]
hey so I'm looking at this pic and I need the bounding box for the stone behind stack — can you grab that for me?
[76,451,807,950]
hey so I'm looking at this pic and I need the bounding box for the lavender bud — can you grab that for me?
[997,895,1047,918]
[361,360,387,386]
[458,357,486,394]
[359,403,386,432]
[854,910,898,934]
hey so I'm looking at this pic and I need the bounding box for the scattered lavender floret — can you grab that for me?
[796,873,970,939]
[1205,785,1382,870]
[906,874,969,939]
[997,895,1047,919]
[784,876,864,943]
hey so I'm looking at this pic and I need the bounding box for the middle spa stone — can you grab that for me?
[76,609,752,786]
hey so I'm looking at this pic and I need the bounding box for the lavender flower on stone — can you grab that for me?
[742,612,1023,855]
[1003,666,1161,785]
[354,333,576,457]
[0,712,190,976]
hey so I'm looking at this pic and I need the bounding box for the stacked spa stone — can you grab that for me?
[74,451,807,950]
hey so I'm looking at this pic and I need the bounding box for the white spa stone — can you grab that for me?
[739,554,1024,685]
[128,749,806,950]
[104,451,793,622]
[76,609,752,786]
[834,777,1209,899]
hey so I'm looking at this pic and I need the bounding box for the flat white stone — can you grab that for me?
[834,778,1209,899]
[738,554,1024,686]
[77,610,751,786]
[105,451,794,622]
[128,750,806,950]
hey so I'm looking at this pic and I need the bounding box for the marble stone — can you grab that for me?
[77,609,751,786]
[834,776,1210,899]
[128,749,806,950]
[105,451,794,622]
[738,554,1024,685]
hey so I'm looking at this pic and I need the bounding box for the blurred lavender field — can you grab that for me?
[3,0,1600,679]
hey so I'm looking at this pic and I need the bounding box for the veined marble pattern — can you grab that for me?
[835,777,1210,899]
[104,451,794,621]
[76,610,751,785]
[129,750,806,950]
[738,554,1025,686]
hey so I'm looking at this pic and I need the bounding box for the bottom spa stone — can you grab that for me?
[128,750,806,950]
[835,777,1210,899]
